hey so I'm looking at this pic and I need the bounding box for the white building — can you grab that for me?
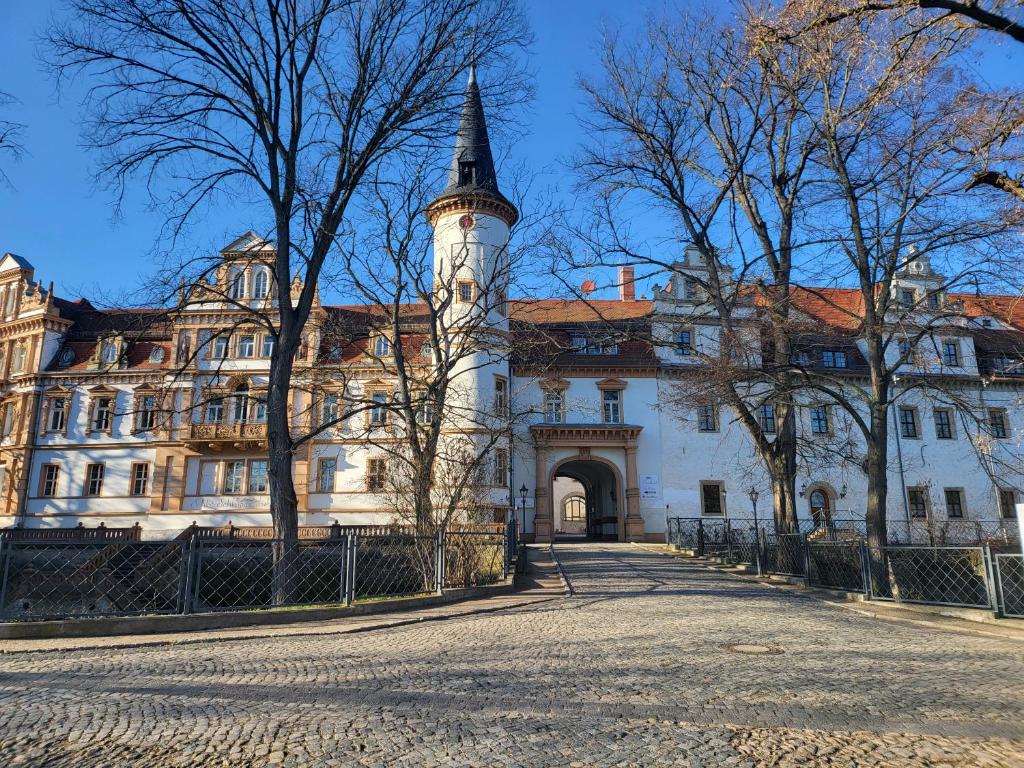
[1,72,1021,543]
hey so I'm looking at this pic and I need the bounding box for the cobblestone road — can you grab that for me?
[1,543,1022,767]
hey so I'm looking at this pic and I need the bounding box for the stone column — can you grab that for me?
[533,443,552,542]
[624,441,645,542]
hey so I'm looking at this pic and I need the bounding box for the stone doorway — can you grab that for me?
[552,458,622,541]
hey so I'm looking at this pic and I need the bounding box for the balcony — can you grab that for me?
[187,421,267,452]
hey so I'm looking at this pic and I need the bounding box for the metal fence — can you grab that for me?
[0,526,514,623]
[666,516,1022,618]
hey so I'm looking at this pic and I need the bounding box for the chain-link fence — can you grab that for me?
[0,527,512,622]
[995,555,1024,619]
[865,546,993,609]
[806,541,865,592]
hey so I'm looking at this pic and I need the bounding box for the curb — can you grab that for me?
[547,544,574,596]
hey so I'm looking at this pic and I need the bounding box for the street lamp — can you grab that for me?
[519,484,528,537]
[748,486,760,532]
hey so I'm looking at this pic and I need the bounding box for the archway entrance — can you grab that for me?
[552,458,622,541]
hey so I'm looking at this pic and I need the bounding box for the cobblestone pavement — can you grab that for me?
[1,543,1022,767]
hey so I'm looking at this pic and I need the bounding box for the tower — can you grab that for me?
[425,66,518,518]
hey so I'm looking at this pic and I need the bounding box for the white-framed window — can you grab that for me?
[101,342,118,364]
[701,481,724,515]
[322,393,339,425]
[46,397,67,432]
[237,335,255,358]
[543,390,564,424]
[92,396,114,432]
[683,277,700,301]
[223,460,246,494]
[810,405,830,434]
[493,447,508,487]
[941,340,960,367]
[602,389,622,424]
[370,392,388,426]
[131,463,150,497]
[999,488,1018,520]
[821,350,847,368]
[11,345,26,373]
[252,398,267,423]
[205,398,224,424]
[374,336,390,357]
[261,335,275,358]
[247,460,268,494]
[252,269,269,300]
[84,463,105,496]
[758,403,776,434]
[228,268,245,300]
[40,464,60,497]
[318,457,336,493]
[232,386,250,423]
[676,329,692,356]
[137,395,157,432]
[907,487,929,519]
[494,376,508,417]
[457,280,474,304]
[988,408,1009,439]
[213,335,229,360]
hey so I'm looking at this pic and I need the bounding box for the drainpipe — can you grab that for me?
[891,388,911,530]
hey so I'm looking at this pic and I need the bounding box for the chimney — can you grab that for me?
[618,266,635,302]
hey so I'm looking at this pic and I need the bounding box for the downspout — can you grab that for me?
[890,386,911,529]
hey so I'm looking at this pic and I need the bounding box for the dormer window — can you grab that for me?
[926,292,940,310]
[374,336,390,357]
[821,350,847,368]
[252,269,269,300]
[228,268,245,300]
[12,345,27,373]
[899,288,915,308]
[458,161,475,186]
[101,342,118,364]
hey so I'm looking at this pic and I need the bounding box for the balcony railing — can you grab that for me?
[187,421,268,448]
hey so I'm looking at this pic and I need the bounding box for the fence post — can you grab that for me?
[754,528,763,577]
[802,533,811,587]
[0,538,9,619]
[181,534,198,615]
[338,534,349,605]
[697,520,704,557]
[345,535,357,606]
[726,519,734,563]
[982,544,1001,618]
[859,541,871,598]
[435,529,445,595]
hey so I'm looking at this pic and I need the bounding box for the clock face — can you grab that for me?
[458,213,475,230]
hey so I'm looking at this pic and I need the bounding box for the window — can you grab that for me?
[494,377,508,417]
[0,403,13,438]
[238,335,255,358]
[496,289,508,316]
[809,489,831,527]
[84,463,105,496]
[46,397,67,432]
[676,329,692,356]
[907,487,928,519]
[205,398,224,423]
[987,408,1008,439]
[223,460,245,494]
[926,292,940,310]
[683,277,700,301]
[40,464,60,497]
[247,460,268,494]
[564,495,586,521]
[322,393,339,425]
[493,448,508,487]
[252,269,269,300]
[933,409,954,440]
[212,335,229,360]
[697,404,717,432]
[261,335,275,358]
[149,347,165,364]
[367,458,387,492]
[944,488,964,519]
[12,345,27,373]
[176,333,191,364]
[252,398,267,423]
[101,342,118,364]
[317,458,336,493]
[457,280,474,304]
[374,336,390,357]
[821,350,847,368]
[701,482,724,516]
[232,385,250,423]
[130,463,150,497]
[416,395,434,426]
[228,269,245,300]
[370,392,388,426]
[810,405,830,434]
[544,390,563,424]
[570,335,588,353]
[458,160,475,186]
[899,287,915,307]
[999,489,1017,520]
[92,396,113,432]
[137,395,157,432]
[602,390,622,424]
[897,338,913,358]
[758,403,776,434]
[898,407,918,439]
[941,340,960,367]
[791,351,812,366]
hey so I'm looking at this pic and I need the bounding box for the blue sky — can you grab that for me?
[0,1,1020,304]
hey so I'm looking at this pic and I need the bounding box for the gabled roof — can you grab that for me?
[509,298,653,324]
[0,253,32,273]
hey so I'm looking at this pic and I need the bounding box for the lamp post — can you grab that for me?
[748,486,760,533]
[519,484,528,541]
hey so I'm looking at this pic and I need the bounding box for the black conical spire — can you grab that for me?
[436,65,506,202]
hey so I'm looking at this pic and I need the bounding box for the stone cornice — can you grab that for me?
[425,193,519,227]
[530,423,642,447]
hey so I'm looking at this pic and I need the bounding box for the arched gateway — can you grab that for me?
[530,424,646,543]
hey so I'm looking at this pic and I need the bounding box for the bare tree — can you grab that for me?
[46,0,529,597]
[0,90,25,187]
[567,11,825,534]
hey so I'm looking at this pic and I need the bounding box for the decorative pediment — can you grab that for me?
[596,377,627,391]
[539,377,570,391]
[87,384,118,395]
[44,384,73,395]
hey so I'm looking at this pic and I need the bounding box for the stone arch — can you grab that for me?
[549,453,626,541]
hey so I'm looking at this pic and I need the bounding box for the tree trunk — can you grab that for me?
[267,340,299,605]
[864,403,890,594]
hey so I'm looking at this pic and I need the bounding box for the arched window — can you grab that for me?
[563,494,586,522]
[809,489,832,528]
[228,268,245,300]
[233,383,249,423]
[101,342,118,364]
[252,269,269,300]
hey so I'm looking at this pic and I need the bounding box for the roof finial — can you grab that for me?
[468,62,477,86]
